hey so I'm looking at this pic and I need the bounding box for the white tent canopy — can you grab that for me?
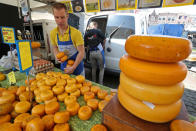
[0,0,46,8]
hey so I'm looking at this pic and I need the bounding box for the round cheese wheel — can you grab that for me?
[54,111,70,124]
[0,114,11,124]
[119,55,187,86]
[56,52,65,59]
[0,94,15,104]
[15,101,31,113]
[98,100,108,112]
[53,123,70,131]
[87,99,99,111]
[45,101,60,114]
[66,102,80,116]
[78,106,92,120]
[118,85,182,123]
[75,75,85,83]
[0,103,13,115]
[170,119,196,131]
[26,118,44,131]
[84,92,95,102]
[91,124,107,131]
[31,104,45,116]
[120,72,184,104]
[125,35,192,63]
[42,114,54,130]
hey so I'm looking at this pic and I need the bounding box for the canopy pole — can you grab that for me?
[27,0,34,41]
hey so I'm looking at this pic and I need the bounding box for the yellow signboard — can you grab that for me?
[7,71,16,85]
[117,0,138,10]
[17,41,33,71]
[1,27,16,44]
[85,0,100,12]
[163,0,194,7]
[60,1,73,13]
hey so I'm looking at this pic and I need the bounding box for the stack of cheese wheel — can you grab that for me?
[118,35,192,123]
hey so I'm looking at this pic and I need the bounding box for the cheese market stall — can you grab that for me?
[0,0,196,131]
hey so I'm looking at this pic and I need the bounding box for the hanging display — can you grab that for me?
[20,0,29,16]
[85,0,100,12]
[0,27,16,44]
[138,0,163,8]
[117,0,137,10]
[72,0,85,13]
[163,0,194,7]
[100,0,116,11]
[61,1,73,13]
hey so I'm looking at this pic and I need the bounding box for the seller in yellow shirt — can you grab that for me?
[50,3,85,75]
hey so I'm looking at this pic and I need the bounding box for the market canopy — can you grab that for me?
[32,0,196,13]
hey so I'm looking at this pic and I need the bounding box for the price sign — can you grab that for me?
[16,40,33,72]
[7,71,16,85]
[0,27,16,44]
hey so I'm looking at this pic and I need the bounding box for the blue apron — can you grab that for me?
[57,26,84,75]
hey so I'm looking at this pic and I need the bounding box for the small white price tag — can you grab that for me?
[142,101,155,109]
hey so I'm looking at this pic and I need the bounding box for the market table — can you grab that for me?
[0,66,111,131]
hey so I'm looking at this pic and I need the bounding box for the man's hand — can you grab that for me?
[53,45,62,63]
[56,57,62,63]
[64,66,75,74]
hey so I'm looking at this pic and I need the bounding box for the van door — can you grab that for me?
[105,14,135,72]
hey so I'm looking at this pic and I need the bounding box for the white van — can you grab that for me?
[84,13,148,73]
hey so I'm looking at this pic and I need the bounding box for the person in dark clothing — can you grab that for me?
[84,21,106,85]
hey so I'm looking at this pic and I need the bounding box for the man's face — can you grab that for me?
[53,8,69,29]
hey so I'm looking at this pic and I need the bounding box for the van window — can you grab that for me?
[106,15,135,39]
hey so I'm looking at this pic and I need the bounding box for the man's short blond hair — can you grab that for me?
[52,3,67,12]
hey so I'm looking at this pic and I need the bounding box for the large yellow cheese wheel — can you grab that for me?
[118,85,182,123]
[125,35,192,63]
[120,72,184,104]
[119,55,187,86]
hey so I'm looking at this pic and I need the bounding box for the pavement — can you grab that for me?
[85,68,196,117]
[183,71,196,117]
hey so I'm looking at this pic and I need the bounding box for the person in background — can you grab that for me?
[50,3,85,76]
[84,21,106,85]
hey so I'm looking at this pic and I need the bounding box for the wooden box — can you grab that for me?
[102,95,189,131]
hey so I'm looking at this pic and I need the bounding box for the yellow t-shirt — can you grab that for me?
[50,26,84,47]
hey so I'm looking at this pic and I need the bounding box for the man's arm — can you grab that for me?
[53,45,58,57]
[102,39,106,49]
[50,29,61,61]
[97,30,106,49]
[52,44,61,62]
[64,45,84,74]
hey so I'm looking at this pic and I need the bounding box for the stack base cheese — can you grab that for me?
[118,85,182,123]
